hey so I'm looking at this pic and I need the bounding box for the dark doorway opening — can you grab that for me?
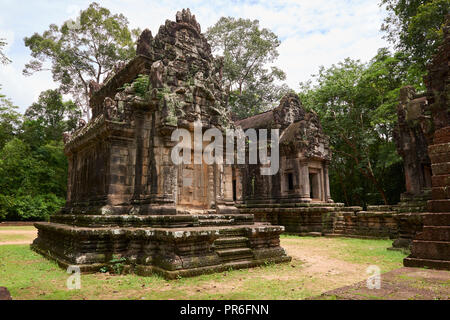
[287,173,294,191]
[309,173,315,199]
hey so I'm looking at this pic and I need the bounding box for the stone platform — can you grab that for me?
[32,214,291,279]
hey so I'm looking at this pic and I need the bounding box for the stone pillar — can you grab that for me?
[299,161,311,202]
[324,162,333,202]
[132,110,145,200]
[222,165,234,203]
[234,167,243,203]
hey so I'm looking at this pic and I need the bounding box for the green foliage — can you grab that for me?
[0,137,67,221]
[299,52,407,206]
[0,139,67,197]
[23,89,81,144]
[131,74,150,98]
[380,0,450,71]
[99,256,127,274]
[0,194,64,221]
[110,257,127,274]
[206,17,289,119]
[23,2,139,119]
[0,91,21,149]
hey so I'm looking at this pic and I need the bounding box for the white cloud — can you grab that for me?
[0,57,57,113]
[0,0,390,112]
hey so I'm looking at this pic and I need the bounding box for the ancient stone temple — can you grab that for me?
[236,93,333,205]
[403,16,450,270]
[237,95,401,238]
[32,9,290,278]
[236,94,342,235]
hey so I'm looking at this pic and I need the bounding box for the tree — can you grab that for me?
[0,92,21,149]
[0,38,11,65]
[380,0,450,70]
[0,138,66,221]
[299,52,407,206]
[206,17,289,119]
[23,89,80,144]
[23,2,139,120]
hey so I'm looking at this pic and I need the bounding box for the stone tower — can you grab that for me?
[32,9,290,278]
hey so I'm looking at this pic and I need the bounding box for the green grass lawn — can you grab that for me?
[0,236,407,300]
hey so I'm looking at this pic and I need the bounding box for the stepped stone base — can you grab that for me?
[404,213,450,270]
[387,193,429,252]
[388,212,424,252]
[405,127,450,270]
[32,216,291,279]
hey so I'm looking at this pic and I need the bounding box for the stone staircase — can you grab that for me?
[213,229,254,263]
[198,215,235,227]
[195,214,254,227]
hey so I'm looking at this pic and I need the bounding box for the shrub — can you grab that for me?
[0,194,65,221]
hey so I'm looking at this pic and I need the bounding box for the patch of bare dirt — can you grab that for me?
[279,239,368,283]
[0,241,34,246]
[0,230,37,235]
[0,229,37,245]
[316,267,450,300]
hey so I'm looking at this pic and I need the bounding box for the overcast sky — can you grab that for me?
[0,0,389,113]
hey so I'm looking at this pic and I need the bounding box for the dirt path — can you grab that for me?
[317,267,450,300]
[0,241,34,246]
[0,229,37,246]
[0,230,37,235]
[277,238,373,293]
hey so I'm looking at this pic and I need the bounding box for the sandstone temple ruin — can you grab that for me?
[32,10,291,278]
[32,10,450,276]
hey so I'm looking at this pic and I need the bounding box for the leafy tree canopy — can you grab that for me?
[299,51,407,206]
[23,89,81,144]
[206,17,290,119]
[0,92,21,150]
[380,0,450,71]
[23,2,140,120]
[0,139,66,221]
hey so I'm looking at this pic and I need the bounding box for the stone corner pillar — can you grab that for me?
[299,161,311,202]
